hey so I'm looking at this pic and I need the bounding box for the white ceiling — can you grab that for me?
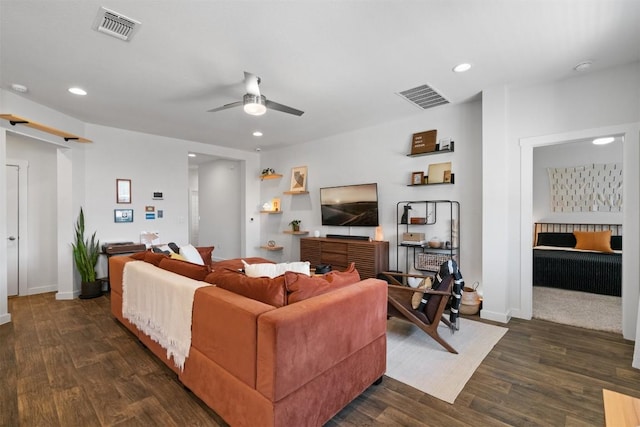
[2,1,639,152]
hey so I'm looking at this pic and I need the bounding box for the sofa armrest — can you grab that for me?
[256,278,387,401]
[109,255,135,296]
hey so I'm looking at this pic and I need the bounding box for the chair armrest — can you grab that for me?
[387,284,451,297]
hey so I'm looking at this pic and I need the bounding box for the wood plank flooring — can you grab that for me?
[2,292,640,426]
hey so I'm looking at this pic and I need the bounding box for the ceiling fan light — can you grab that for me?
[243,94,267,116]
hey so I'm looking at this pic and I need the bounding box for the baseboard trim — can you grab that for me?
[480,309,511,324]
[0,312,12,325]
[28,285,58,295]
[56,289,80,300]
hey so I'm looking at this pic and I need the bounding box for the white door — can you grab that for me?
[6,164,19,296]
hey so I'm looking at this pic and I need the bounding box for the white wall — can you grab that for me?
[6,133,58,294]
[198,159,242,259]
[82,124,191,277]
[533,140,624,223]
[260,101,484,286]
[484,62,640,336]
[0,90,262,321]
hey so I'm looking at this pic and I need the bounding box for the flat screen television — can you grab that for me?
[320,183,379,227]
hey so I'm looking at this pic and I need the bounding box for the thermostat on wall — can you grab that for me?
[153,192,163,200]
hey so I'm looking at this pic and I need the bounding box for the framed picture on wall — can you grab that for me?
[289,166,308,192]
[116,179,131,204]
[411,171,424,185]
[114,209,133,223]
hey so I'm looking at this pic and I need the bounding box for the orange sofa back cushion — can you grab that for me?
[285,263,361,304]
[158,257,211,281]
[204,269,287,307]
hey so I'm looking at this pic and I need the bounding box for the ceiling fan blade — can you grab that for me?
[207,101,243,113]
[244,71,261,96]
[265,99,304,116]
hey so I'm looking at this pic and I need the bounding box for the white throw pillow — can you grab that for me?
[242,260,311,278]
[179,244,204,265]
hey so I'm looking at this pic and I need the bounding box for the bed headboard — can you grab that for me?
[534,223,622,246]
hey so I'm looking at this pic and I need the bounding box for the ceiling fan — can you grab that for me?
[207,72,304,117]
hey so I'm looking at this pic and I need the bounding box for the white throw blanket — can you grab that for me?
[122,261,209,371]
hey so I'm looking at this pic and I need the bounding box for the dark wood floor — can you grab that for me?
[2,292,639,426]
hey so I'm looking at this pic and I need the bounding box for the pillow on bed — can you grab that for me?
[573,231,613,253]
[536,232,576,247]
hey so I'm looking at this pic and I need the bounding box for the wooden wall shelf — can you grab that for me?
[283,191,309,195]
[407,182,454,187]
[283,230,309,235]
[0,114,92,143]
[260,245,283,251]
[407,142,454,157]
[260,210,283,214]
[260,173,283,180]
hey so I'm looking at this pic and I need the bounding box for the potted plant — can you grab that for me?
[261,168,276,177]
[289,220,301,232]
[72,207,102,299]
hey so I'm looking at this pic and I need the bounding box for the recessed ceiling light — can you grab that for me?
[68,87,87,96]
[188,153,196,157]
[453,63,472,73]
[253,131,263,137]
[592,137,615,145]
[573,61,593,72]
[11,83,28,93]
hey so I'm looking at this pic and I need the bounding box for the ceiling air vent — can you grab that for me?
[397,84,449,110]
[92,7,141,41]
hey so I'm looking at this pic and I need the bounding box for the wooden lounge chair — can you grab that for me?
[383,271,458,354]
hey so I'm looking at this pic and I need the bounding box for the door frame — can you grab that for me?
[6,158,28,296]
[519,123,639,341]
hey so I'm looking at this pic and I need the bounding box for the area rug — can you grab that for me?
[533,286,622,334]
[386,317,508,404]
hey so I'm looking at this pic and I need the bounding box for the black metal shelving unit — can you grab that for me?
[394,200,460,274]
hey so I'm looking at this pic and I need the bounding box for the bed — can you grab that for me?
[532,223,622,296]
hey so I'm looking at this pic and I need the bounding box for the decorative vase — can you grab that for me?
[79,280,103,299]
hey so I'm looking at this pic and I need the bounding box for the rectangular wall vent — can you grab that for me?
[397,84,449,110]
[93,7,141,41]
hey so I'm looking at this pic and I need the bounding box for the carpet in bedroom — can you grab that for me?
[533,286,622,334]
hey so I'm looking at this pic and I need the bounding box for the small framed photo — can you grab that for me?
[114,209,133,223]
[289,166,308,192]
[411,171,424,185]
[116,179,131,204]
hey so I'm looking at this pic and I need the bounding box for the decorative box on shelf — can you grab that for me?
[410,129,437,155]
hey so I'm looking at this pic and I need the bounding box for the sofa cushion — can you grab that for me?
[196,246,215,267]
[242,260,311,278]
[284,263,361,304]
[204,269,287,307]
[211,257,273,272]
[158,257,211,281]
[130,251,147,261]
[130,250,169,266]
[179,244,205,265]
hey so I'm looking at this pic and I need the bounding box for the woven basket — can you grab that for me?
[459,302,480,315]
[415,253,452,272]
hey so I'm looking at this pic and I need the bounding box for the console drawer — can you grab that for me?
[321,242,348,254]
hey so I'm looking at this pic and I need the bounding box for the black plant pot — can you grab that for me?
[79,280,103,299]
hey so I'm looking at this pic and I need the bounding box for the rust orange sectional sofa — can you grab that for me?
[109,252,388,427]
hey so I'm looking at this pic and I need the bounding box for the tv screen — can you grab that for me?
[320,183,379,227]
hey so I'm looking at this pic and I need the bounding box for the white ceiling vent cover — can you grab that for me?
[92,7,141,41]
[397,84,449,110]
